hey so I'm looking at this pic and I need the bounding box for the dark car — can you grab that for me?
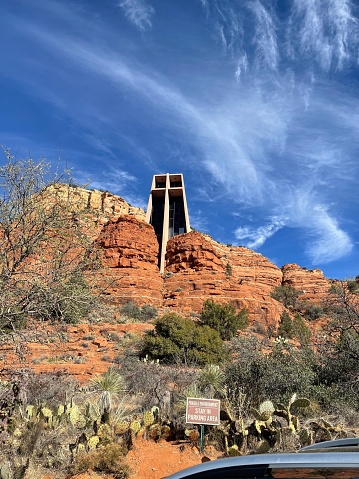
[162,438,359,479]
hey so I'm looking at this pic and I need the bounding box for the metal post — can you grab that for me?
[200,424,204,453]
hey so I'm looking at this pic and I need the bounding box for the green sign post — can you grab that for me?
[185,397,221,453]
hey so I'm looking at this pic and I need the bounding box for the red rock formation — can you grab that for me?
[89,210,330,325]
[95,215,163,306]
[282,264,330,303]
[163,232,284,325]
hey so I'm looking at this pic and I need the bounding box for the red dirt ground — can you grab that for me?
[53,440,221,479]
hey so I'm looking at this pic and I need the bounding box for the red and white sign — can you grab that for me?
[186,397,220,425]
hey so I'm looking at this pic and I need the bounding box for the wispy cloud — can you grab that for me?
[291,0,358,70]
[305,205,353,263]
[235,218,285,249]
[118,0,154,31]
[249,0,279,71]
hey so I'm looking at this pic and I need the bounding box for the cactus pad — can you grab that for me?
[292,398,310,408]
[143,411,155,427]
[130,420,141,434]
[115,421,129,435]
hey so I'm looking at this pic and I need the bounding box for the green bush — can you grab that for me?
[140,304,158,321]
[270,285,302,308]
[120,302,158,321]
[304,303,324,320]
[141,313,225,365]
[199,299,249,340]
[292,313,311,345]
[225,337,317,407]
[277,311,294,339]
[347,280,359,293]
[120,302,141,320]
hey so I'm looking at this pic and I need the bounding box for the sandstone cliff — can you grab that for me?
[282,263,330,303]
[163,232,284,325]
[95,215,163,306]
[58,188,331,325]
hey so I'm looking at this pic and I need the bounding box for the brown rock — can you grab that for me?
[95,215,163,306]
[163,232,284,325]
[282,263,330,303]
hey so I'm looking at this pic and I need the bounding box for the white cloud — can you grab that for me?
[291,0,358,70]
[235,218,285,249]
[249,0,279,71]
[235,54,248,81]
[305,205,353,263]
[118,0,154,31]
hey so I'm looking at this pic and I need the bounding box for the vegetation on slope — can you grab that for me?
[1,153,359,477]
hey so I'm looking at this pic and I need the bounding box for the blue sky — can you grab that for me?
[1,0,359,279]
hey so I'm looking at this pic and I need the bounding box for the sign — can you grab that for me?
[186,397,220,425]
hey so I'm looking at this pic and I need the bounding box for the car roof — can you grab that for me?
[300,437,359,451]
[163,452,359,479]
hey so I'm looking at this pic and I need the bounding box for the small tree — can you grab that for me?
[199,299,249,340]
[277,311,294,339]
[270,285,302,308]
[0,150,99,331]
[292,313,311,346]
[141,313,224,365]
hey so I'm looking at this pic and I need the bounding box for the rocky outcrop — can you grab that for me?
[163,232,284,324]
[47,184,145,223]
[95,215,163,306]
[282,264,331,303]
[89,210,330,325]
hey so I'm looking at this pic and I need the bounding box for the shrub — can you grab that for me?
[277,311,294,339]
[224,337,316,407]
[119,302,158,321]
[140,304,158,321]
[292,313,311,345]
[199,299,249,340]
[270,285,302,308]
[120,302,141,320]
[117,355,198,410]
[72,443,130,478]
[225,262,233,277]
[141,313,225,365]
[304,303,324,320]
[347,280,359,293]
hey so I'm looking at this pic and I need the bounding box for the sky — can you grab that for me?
[1,0,359,280]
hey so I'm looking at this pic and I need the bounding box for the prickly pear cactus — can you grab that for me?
[0,462,13,479]
[41,407,53,421]
[252,400,275,422]
[25,405,35,419]
[228,445,241,457]
[68,403,80,426]
[256,440,271,454]
[143,411,155,427]
[292,398,310,408]
[76,416,87,429]
[130,420,141,434]
[259,400,275,415]
[88,435,100,450]
[57,404,65,416]
[299,427,312,446]
[115,421,129,435]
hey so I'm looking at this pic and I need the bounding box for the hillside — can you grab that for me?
[64,185,331,324]
[2,183,358,479]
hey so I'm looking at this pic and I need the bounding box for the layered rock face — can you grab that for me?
[92,213,329,325]
[163,232,284,324]
[282,264,330,303]
[95,215,163,306]
[47,184,145,226]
